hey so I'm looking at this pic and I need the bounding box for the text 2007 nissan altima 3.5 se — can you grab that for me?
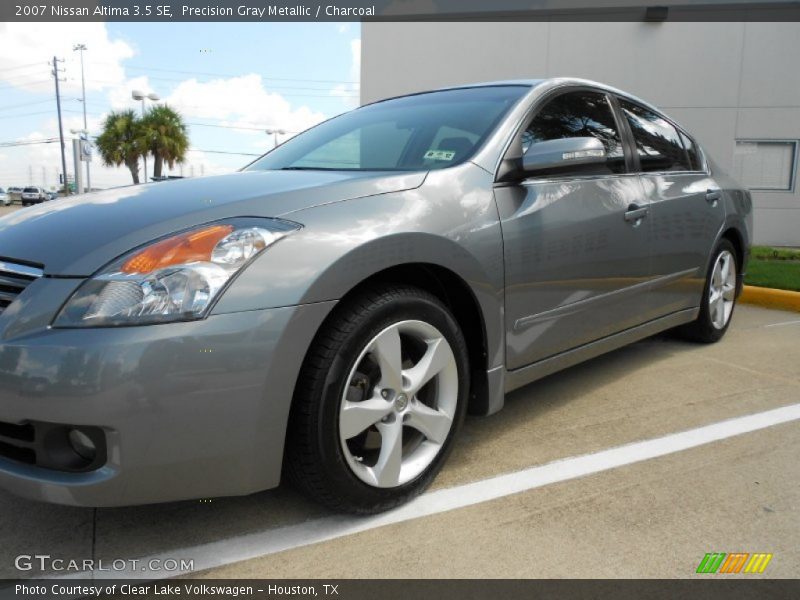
[0,79,751,513]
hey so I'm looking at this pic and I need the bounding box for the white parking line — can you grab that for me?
[765,319,800,328]
[97,402,800,580]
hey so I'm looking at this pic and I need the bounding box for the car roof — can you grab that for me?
[368,77,663,116]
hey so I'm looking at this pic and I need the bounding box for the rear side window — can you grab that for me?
[619,99,691,172]
[679,131,704,171]
[522,91,626,175]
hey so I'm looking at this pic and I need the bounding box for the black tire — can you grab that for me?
[284,284,470,514]
[676,238,739,343]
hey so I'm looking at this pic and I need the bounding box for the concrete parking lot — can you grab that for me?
[0,213,796,578]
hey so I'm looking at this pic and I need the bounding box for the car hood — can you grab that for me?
[0,169,426,276]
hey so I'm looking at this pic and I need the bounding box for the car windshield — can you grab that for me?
[245,86,529,172]
[23,187,38,193]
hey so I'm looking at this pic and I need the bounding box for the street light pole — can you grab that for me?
[73,43,90,192]
[131,90,160,183]
[265,128,286,149]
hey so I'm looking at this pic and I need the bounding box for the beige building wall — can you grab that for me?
[361,22,800,245]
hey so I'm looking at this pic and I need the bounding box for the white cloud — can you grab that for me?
[0,23,134,94]
[164,74,327,136]
[331,38,361,109]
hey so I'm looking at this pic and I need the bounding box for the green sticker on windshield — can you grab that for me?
[424,149,456,161]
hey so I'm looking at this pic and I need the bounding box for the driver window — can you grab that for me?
[522,91,626,175]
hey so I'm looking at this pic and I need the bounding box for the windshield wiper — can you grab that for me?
[278,166,340,171]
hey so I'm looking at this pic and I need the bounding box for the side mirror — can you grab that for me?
[522,137,606,175]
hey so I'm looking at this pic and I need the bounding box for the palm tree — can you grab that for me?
[95,110,147,184]
[141,104,189,179]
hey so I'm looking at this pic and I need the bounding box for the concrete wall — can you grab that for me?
[361,22,800,246]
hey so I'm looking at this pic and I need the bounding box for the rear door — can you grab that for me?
[615,98,726,316]
[497,89,656,370]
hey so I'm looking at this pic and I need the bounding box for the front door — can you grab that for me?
[497,89,655,370]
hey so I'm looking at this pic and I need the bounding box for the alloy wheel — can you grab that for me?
[709,249,736,330]
[339,320,458,488]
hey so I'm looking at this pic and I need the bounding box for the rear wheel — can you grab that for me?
[677,239,738,343]
[285,285,469,514]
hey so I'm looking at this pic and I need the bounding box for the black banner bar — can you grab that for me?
[3,0,800,22]
[2,579,800,600]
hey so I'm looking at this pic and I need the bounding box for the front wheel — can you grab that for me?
[677,239,739,343]
[285,285,469,514]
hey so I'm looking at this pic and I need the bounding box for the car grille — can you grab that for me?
[0,259,44,315]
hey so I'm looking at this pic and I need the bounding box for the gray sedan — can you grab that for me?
[0,78,751,513]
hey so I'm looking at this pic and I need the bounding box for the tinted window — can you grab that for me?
[619,99,691,172]
[23,187,38,193]
[522,91,626,175]
[679,131,703,171]
[247,86,528,172]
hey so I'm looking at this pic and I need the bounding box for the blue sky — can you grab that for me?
[0,22,360,188]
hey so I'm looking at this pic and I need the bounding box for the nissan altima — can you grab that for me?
[0,78,751,513]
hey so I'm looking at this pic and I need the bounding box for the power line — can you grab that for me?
[79,77,358,98]
[0,72,50,84]
[185,122,298,132]
[106,73,360,93]
[0,110,55,120]
[0,137,260,158]
[187,148,261,157]
[88,61,359,85]
[77,101,322,129]
[0,62,46,74]
[0,78,51,90]
[62,108,310,133]
[0,138,59,147]
[0,98,55,112]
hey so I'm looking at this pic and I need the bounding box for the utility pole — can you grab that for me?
[73,43,91,192]
[52,56,69,196]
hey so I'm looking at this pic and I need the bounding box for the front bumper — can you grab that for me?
[0,298,335,507]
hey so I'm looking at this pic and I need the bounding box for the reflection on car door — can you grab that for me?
[497,90,656,370]
[616,98,727,316]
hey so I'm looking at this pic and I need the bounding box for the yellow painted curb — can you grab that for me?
[740,285,800,313]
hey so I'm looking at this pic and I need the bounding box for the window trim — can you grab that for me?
[733,139,798,192]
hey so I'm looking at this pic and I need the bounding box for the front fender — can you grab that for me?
[212,165,506,370]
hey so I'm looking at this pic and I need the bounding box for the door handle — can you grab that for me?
[624,204,649,223]
[706,189,721,205]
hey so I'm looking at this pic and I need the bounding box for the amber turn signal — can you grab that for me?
[121,225,235,274]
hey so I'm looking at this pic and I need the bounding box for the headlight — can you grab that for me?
[54,218,300,327]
